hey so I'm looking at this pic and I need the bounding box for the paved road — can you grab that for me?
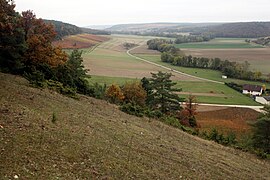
[127,45,264,112]
[181,102,264,112]
[127,46,224,84]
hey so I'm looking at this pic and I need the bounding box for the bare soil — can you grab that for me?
[196,107,260,136]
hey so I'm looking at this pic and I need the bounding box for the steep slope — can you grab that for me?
[0,73,269,179]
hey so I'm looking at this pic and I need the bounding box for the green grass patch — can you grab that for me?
[87,75,259,105]
[177,81,259,105]
[87,75,139,86]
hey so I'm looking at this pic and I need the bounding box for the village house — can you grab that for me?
[242,84,263,96]
[255,96,270,105]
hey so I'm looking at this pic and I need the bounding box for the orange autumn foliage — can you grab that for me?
[122,82,147,106]
[105,84,125,104]
[21,10,67,67]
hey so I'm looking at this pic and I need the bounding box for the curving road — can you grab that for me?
[127,46,224,84]
[126,45,264,112]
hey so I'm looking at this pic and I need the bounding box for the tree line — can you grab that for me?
[147,39,269,82]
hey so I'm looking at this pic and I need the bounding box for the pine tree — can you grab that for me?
[147,71,182,113]
[0,0,26,73]
[252,106,270,154]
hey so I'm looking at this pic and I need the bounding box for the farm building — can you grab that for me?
[242,84,263,96]
[222,75,227,79]
[255,96,270,105]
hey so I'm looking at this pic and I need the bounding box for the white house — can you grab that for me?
[255,96,270,105]
[222,75,227,79]
[242,84,263,96]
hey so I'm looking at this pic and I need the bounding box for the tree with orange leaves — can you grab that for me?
[184,95,198,127]
[105,84,125,104]
[122,82,147,106]
[20,10,67,67]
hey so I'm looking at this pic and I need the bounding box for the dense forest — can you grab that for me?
[44,20,83,40]
[188,22,270,38]
[44,20,111,40]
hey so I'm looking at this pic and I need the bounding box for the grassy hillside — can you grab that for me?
[1,72,269,179]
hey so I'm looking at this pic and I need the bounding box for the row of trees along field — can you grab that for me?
[147,39,270,82]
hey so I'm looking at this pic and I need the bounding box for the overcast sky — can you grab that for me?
[15,0,270,27]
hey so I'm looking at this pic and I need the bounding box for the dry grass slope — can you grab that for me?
[0,73,269,179]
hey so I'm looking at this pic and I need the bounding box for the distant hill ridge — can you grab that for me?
[44,20,110,40]
[106,22,270,38]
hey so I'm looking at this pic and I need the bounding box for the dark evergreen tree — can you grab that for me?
[252,106,270,154]
[0,0,26,73]
[147,71,182,113]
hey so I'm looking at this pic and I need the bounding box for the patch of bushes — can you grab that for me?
[46,80,77,98]
[200,129,237,146]
[225,82,242,93]
[120,103,145,117]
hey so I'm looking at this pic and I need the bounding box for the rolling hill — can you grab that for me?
[190,22,270,38]
[44,20,110,40]
[106,22,270,38]
[106,22,219,32]
[0,72,269,179]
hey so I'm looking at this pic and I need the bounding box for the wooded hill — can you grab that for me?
[44,20,110,40]
[189,22,270,38]
[44,20,83,40]
[106,22,270,38]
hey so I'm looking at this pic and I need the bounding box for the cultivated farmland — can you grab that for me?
[174,38,263,49]
[52,33,110,49]
[83,34,261,106]
[184,48,270,75]
[83,35,200,81]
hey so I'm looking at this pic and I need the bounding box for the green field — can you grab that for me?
[88,75,138,85]
[87,75,259,105]
[174,38,263,49]
[136,54,270,87]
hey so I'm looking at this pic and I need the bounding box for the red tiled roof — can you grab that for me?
[243,84,262,92]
